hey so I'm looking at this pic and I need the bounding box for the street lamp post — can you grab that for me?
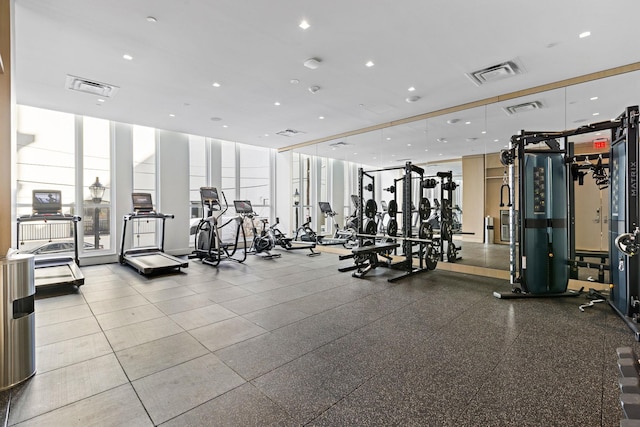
[293,188,300,231]
[89,177,105,250]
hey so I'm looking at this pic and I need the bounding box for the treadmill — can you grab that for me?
[17,190,84,289]
[119,193,188,275]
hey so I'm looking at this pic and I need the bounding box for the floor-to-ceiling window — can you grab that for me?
[82,116,112,251]
[132,125,157,247]
[16,106,76,253]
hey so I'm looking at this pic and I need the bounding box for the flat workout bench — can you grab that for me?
[338,242,400,278]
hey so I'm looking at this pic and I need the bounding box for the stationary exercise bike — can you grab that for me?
[235,200,280,259]
[189,187,247,266]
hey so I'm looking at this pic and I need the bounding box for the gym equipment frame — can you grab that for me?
[339,161,437,282]
[17,189,84,289]
[120,193,188,275]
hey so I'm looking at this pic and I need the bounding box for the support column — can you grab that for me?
[0,0,15,254]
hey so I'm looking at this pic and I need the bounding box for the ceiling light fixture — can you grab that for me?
[481,130,487,134]
[264,133,269,137]
[447,118,460,124]
[169,114,175,117]
[494,139,499,142]
[223,125,228,128]
[407,143,411,147]
[386,137,391,141]
[303,58,321,69]
[318,116,325,120]
[365,60,374,67]
[465,121,471,125]
[290,79,299,84]
[146,16,157,23]
[408,86,416,92]
[590,96,598,100]
[212,82,221,87]
[274,102,281,106]
[579,31,591,38]
[97,98,105,103]
[123,54,133,61]
[405,96,421,103]
[593,112,600,116]
[308,85,320,94]
[299,20,310,30]
[436,138,448,143]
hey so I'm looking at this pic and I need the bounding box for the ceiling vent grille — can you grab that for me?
[329,141,348,148]
[65,75,119,97]
[503,101,543,115]
[467,60,522,86]
[276,129,305,137]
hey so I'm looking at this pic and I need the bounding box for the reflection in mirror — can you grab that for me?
[289,70,640,274]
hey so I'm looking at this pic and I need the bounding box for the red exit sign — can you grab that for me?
[593,138,608,149]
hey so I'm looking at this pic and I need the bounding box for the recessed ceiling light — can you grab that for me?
[146,16,157,23]
[407,143,411,146]
[223,125,228,128]
[408,86,416,92]
[481,130,487,134]
[97,98,105,103]
[353,153,357,155]
[494,139,499,142]
[436,138,447,143]
[365,61,374,67]
[392,154,396,157]
[438,153,443,156]
[264,133,269,137]
[212,82,221,87]
[290,79,300,84]
[590,96,598,100]
[299,20,310,30]
[274,102,281,106]
[424,149,429,152]
[405,96,421,103]
[373,157,377,159]
[579,31,591,38]
[593,112,600,116]
[123,54,133,60]
[386,137,391,141]
[465,121,471,125]
[169,114,175,117]
[318,116,325,120]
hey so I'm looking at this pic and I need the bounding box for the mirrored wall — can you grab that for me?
[289,70,640,271]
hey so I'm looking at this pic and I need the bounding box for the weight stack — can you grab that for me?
[521,152,569,294]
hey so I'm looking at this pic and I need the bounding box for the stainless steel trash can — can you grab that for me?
[484,216,494,245]
[0,253,36,390]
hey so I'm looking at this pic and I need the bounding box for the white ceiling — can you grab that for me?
[13,0,640,167]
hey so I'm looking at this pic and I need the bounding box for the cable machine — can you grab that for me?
[494,114,623,298]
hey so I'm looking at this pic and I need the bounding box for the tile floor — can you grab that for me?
[0,247,635,426]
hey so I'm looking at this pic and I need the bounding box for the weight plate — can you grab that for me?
[442,221,452,241]
[364,199,377,219]
[365,183,374,192]
[418,222,433,240]
[365,219,377,236]
[387,218,398,237]
[418,197,431,220]
[425,244,438,270]
[387,200,398,217]
[447,244,458,262]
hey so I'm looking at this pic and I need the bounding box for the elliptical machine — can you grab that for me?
[235,200,280,259]
[189,187,247,266]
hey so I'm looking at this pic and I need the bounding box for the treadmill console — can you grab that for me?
[32,190,62,215]
[132,193,155,213]
[234,200,253,214]
[319,202,333,214]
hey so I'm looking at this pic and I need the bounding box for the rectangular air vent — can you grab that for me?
[503,101,543,115]
[65,75,119,98]
[329,141,348,148]
[467,60,522,86]
[276,129,305,137]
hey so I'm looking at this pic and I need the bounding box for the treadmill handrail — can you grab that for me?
[16,214,82,266]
